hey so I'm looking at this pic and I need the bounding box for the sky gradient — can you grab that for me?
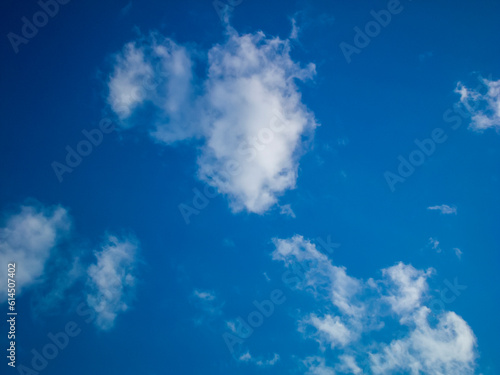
[1,0,499,374]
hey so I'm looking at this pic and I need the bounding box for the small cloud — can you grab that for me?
[427,204,457,215]
[0,204,71,302]
[279,204,296,218]
[239,351,280,366]
[239,352,252,362]
[428,237,441,253]
[86,235,140,330]
[454,248,463,260]
[455,77,500,131]
[193,289,216,301]
[290,18,299,40]
[257,353,280,367]
[191,289,223,323]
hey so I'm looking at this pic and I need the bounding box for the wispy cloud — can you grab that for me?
[85,235,140,330]
[454,247,463,260]
[279,204,296,218]
[382,262,433,319]
[427,204,457,215]
[193,289,216,301]
[0,203,142,330]
[272,235,478,375]
[304,356,336,375]
[0,204,71,302]
[191,289,224,324]
[107,28,318,214]
[238,351,280,366]
[456,77,500,131]
[428,237,441,252]
[370,308,476,375]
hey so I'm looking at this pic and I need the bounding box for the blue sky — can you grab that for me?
[1,0,499,374]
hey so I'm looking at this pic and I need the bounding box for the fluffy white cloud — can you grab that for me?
[197,31,317,213]
[427,204,457,215]
[107,29,317,214]
[0,203,141,330]
[381,262,433,319]
[0,204,71,302]
[370,307,477,375]
[86,235,140,330]
[305,314,354,348]
[456,78,500,131]
[108,41,154,120]
[108,35,198,141]
[272,235,478,375]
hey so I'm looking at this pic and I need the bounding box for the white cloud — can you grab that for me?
[239,351,252,362]
[272,235,478,375]
[196,30,317,213]
[454,247,463,260]
[0,203,141,330]
[279,204,296,218]
[238,351,280,366]
[0,204,71,302]
[273,236,365,350]
[107,29,318,214]
[272,235,364,318]
[336,354,362,374]
[108,35,198,141]
[305,314,355,348]
[193,289,216,301]
[456,78,500,131]
[191,289,223,322]
[108,42,155,120]
[257,353,280,367]
[290,18,300,40]
[428,237,441,253]
[304,356,336,375]
[370,307,477,375]
[86,235,140,330]
[427,204,457,215]
[382,262,433,319]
